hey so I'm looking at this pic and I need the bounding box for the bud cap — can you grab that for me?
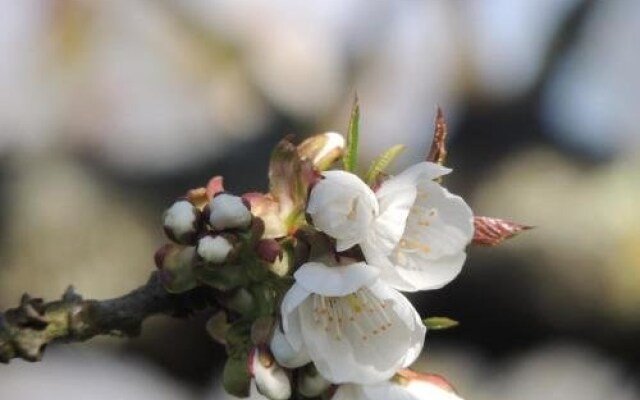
[197,235,233,263]
[209,193,252,230]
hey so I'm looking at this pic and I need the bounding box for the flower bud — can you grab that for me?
[249,347,291,400]
[297,363,330,398]
[208,193,252,231]
[197,234,235,264]
[297,131,345,170]
[153,244,198,293]
[162,200,202,244]
[256,239,282,263]
[269,326,311,369]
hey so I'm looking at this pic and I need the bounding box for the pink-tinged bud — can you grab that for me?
[297,132,345,170]
[197,234,235,264]
[209,193,252,231]
[396,369,461,399]
[298,364,330,398]
[249,347,291,400]
[162,200,202,244]
[256,239,282,263]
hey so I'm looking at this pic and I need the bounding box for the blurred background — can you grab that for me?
[0,0,639,399]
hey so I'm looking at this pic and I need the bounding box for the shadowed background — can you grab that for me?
[0,0,639,399]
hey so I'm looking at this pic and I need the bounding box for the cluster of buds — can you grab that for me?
[153,104,529,400]
[155,175,258,293]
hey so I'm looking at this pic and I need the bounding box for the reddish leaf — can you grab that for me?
[473,216,532,246]
[426,107,448,165]
[206,176,225,198]
[186,176,225,209]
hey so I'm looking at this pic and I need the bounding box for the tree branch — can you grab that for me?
[0,271,214,363]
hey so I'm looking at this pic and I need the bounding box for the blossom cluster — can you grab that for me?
[154,106,528,400]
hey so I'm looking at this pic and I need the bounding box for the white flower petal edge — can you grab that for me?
[249,347,291,400]
[307,171,379,252]
[362,162,474,292]
[333,379,463,400]
[270,326,311,369]
[280,262,426,384]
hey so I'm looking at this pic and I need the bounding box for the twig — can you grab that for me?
[0,272,214,363]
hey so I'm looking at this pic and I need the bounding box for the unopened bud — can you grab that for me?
[297,132,345,170]
[209,193,252,230]
[395,370,462,399]
[153,244,197,293]
[270,326,311,369]
[197,234,235,264]
[256,239,281,263]
[249,347,291,400]
[163,200,202,244]
[297,363,330,398]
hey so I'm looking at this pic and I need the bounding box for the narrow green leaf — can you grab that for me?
[343,95,360,172]
[423,317,459,330]
[365,144,406,185]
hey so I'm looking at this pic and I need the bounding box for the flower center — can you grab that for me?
[311,288,393,342]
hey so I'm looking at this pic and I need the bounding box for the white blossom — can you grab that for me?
[279,261,425,384]
[360,162,474,291]
[306,171,379,252]
[333,378,463,400]
[307,162,474,292]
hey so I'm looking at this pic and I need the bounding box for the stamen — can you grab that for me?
[311,287,395,344]
[400,238,431,253]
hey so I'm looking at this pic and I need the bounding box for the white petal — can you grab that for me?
[251,348,292,400]
[358,379,463,400]
[406,181,473,259]
[332,384,364,400]
[363,244,467,292]
[293,262,379,297]
[307,170,378,249]
[367,281,426,367]
[298,282,425,384]
[394,162,452,183]
[363,179,473,292]
[280,284,311,351]
[367,177,417,255]
[404,380,463,400]
[270,326,311,369]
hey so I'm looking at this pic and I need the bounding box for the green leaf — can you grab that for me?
[223,353,251,398]
[365,144,406,185]
[343,95,360,172]
[423,317,459,330]
[206,311,230,345]
[195,263,248,291]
